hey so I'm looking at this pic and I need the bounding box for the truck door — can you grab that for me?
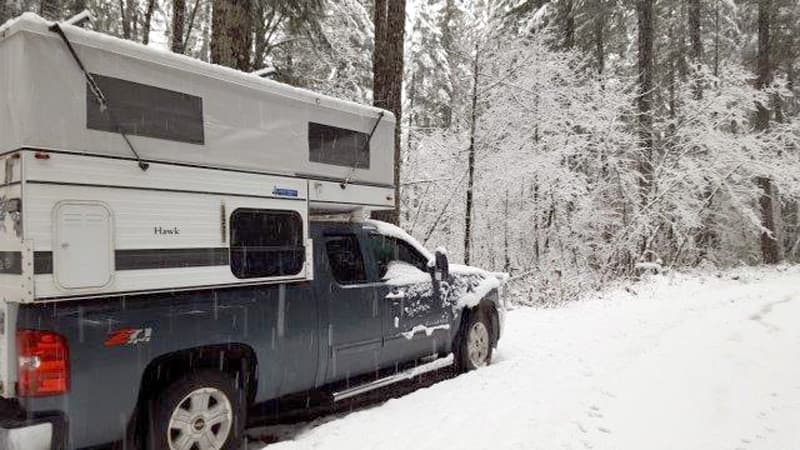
[363,233,451,369]
[317,227,383,384]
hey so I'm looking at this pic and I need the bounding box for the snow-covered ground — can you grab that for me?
[254,266,800,450]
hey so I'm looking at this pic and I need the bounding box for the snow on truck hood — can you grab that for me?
[449,265,508,309]
[365,220,508,309]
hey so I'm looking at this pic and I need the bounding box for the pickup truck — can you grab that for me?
[0,219,505,450]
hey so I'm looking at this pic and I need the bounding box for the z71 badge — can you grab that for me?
[104,328,153,347]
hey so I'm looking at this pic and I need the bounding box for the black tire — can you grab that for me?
[146,370,245,450]
[455,306,494,372]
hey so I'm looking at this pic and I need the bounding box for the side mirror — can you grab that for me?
[434,248,449,282]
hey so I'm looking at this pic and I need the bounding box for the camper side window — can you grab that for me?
[86,74,205,145]
[229,209,305,279]
[308,123,370,169]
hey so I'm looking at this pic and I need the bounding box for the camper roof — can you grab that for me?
[0,13,396,187]
[0,13,390,121]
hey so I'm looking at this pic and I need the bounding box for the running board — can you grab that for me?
[332,354,454,402]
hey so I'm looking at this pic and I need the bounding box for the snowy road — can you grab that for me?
[255,267,800,450]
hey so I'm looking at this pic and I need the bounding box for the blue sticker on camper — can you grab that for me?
[273,187,299,198]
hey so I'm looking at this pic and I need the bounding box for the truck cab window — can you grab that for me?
[365,235,429,280]
[230,209,305,279]
[325,235,368,285]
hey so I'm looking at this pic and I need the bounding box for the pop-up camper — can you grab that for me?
[0,13,396,303]
[0,14,504,450]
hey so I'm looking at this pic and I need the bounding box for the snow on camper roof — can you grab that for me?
[0,13,396,186]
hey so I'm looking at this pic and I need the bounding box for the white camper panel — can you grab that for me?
[23,152,314,301]
[0,14,396,188]
[0,154,30,303]
[309,180,395,212]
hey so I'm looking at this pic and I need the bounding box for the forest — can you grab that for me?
[2,0,798,305]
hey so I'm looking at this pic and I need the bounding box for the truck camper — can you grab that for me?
[0,13,505,450]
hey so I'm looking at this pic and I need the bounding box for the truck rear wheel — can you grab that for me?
[455,306,494,372]
[147,370,245,450]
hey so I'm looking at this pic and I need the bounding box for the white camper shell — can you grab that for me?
[0,14,396,303]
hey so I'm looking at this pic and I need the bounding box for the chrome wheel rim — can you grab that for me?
[467,321,490,368]
[168,387,233,450]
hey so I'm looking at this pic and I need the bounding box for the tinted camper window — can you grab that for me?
[87,74,205,144]
[229,209,305,279]
[308,123,370,168]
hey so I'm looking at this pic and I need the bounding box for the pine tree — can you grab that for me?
[439,0,472,129]
[211,0,253,70]
[40,0,62,19]
[0,1,11,24]
[251,0,325,77]
[407,0,451,130]
[265,0,372,103]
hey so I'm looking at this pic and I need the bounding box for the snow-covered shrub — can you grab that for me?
[401,25,800,306]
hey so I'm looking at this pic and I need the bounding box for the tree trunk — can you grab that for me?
[561,0,575,49]
[713,0,720,77]
[406,71,416,153]
[119,0,131,39]
[211,0,253,71]
[636,0,655,201]
[689,0,703,99]
[689,0,702,61]
[372,0,406,225]
[758,176,782,263]
[755,0,782,264]
[440,0,456,128]
[373,0,388,110]
[130,0,138,38]
[142,0,156,45]
[173,0,187,53]
[504,188,510,272]
[594,11,605,76]
[533,182,540,263]
[464,45,479,265]
[755,0,771,129]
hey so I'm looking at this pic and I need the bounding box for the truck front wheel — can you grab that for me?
[455,306,494,372]
[147,370,245,450]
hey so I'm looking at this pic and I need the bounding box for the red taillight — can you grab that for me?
[16,330,70,397]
